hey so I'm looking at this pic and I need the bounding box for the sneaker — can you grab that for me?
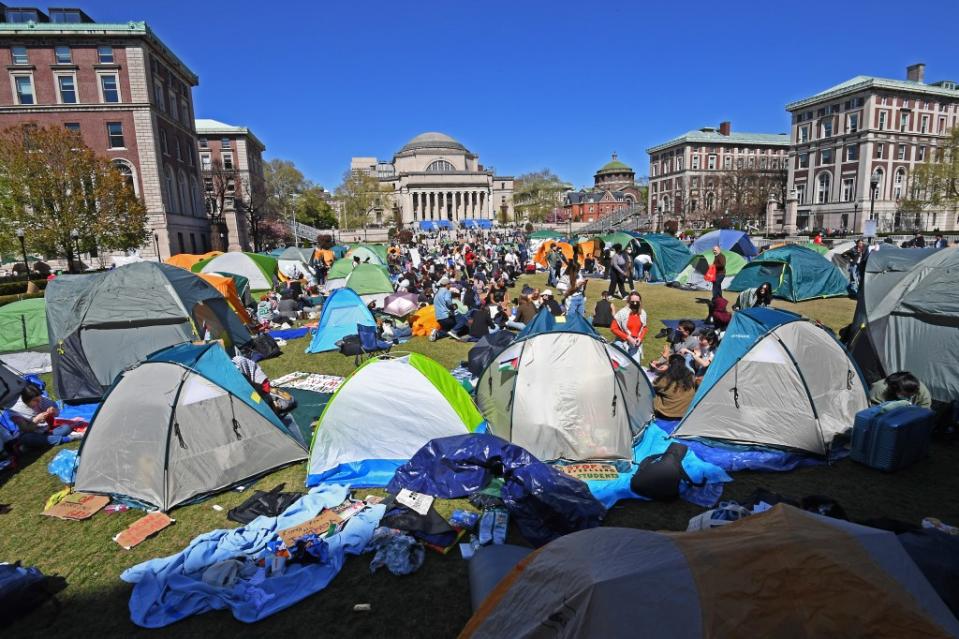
[428,329,438,342]
[449,332,462,342]
[66,431,84,442]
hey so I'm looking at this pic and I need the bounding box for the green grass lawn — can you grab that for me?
[2,276,957,639]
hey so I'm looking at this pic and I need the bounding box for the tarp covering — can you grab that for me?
[388,433,606,547]
[305,288,375,353]
[194,252,277,290]
[0,297,47,352]
[631,233,693,282]
[672,249,746,290]
[847,246,959,402]
[121,485,386,627]
[462,505,959,638]
[728,245,848,302]
[690,229,759,257]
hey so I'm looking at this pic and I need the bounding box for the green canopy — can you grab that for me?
[728,245,848,302]
[348,243,388,264]
[631,233,693,282]
[673,250,747,290]
[0,297,47,352]
[529,230,566,240]
[598,232,635,248]
[803,242,829,255]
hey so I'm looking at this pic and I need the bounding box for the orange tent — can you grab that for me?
[313,248,335,265]
[533,240,574,268]
[165,251,222,271]
[410,305,440,337]
[578,239,600,260]
[198,273,253,325]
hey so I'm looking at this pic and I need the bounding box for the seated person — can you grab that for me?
[653,354,699,420]
[591,290,615,328]
[733,282,773,310]
[709,296,732,331]
[680,330,718,377]
[541,289,564,316]
[256,294,274,326]
[276,294,299,322]
[868,371,932,409]
[7,383,74,449]
[650,319,699,373]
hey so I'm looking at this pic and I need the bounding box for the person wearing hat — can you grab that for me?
[430,276,466,341]
[541,289,563,316]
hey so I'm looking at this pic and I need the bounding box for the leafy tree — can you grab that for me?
[334,170,386,229]
[295,186,337,228]
[236,172,275,252]
[513,169,568,222]
[0,124,148,270]
[901,128,959,230]
[264,158,306,221]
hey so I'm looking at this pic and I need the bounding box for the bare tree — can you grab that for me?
[237,172,273,252]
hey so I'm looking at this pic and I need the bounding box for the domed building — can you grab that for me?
[563,153,645,223]
[350,132,514,227]
[594,153,636,191]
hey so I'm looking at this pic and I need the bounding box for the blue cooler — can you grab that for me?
[850,402,936,472]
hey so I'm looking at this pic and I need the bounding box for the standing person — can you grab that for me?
[607,244,629,299]
[710,245,726,301]
[844,239,867,291]
[610,291,648,360]
[563,260,587,318]
[591,290,615,328]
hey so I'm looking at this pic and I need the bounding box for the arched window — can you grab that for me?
[894,168,906,200]
[426,160,455,173]
[112,159,138,196]
[178,169,190,213]
[706,192,715,211]
[816,172,831,204]
[164,165,176,211]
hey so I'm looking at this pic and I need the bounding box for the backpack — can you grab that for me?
[630,442,701,501]
[337,334,363,357]
[241,333,282,361]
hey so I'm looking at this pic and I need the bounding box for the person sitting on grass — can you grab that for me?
[680,329,718,378]
[610,291,648,360]
[709,296,732,331]
[733,282,773,310]
[7,383,76,450]
[868,371,932,409]
[649,319,699,373]
[653,354,699,420]
[591,290,615,328]
[541,289,564,316]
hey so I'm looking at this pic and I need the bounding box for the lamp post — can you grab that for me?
[289,193,300,248]
[70,229,80,273]
[15,228,28,281]
[869,171,881,237]
[153,232,161,262]
[852,202,859,236]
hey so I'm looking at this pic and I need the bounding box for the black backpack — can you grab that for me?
[241,333,282,361]
[337,334,363,357]
[630,442,701,501]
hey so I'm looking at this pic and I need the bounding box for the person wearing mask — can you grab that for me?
[734,282,773,310]
[652,354,699,420]
[610,291,648,360]
[607,243,629,299]
[592,290,615,328]
[540,289,564,316]
[681,330,718,377]
[710,245,726,301]
[868,371,932,409]
[650,319,699,373]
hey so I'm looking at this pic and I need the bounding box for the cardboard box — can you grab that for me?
[114,512,175,550]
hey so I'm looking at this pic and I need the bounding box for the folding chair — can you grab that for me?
[355,323,392,365]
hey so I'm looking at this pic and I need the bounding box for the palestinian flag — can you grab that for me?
[498,358,519,372]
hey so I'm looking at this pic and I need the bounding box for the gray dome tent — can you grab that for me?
[46,262,252,402]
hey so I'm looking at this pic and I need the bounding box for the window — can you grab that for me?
[180,97,190,124]
[918,146,926,161]
[821,149,833,164]
[691,155,700,170]
[50,9,83,23]
[160,130,168,155]
[900,112,909,132]
[226,178,236,192]
[154,81,165,111]
[100,74,119,102]
[898,145,907,161]
[821,119,833,137]
[795,183,806,204]
[847,113,859,133]
[798,152,809,168]
[106,122,124,148]
[177,232,184,254]
[64,122,80,133]
[707,155,716,170]
[676,157,684,171]
[222,153,234,170]
[169,91,178,119]
[842,178,855,202]
[723,155,731,169]
[203,177,213,192]
[426,160,455,173]
[198,137,208,149]
[54,46,71,65]
[10,46,28,65]
[225,196,234,209]
[817,173,831,204]
[846,144,859,161]
[221,137,232,149]
[57,75,77,103]
[894,169,905,200]
[13,75,34,104]
[939,117,947,134]
[920,115,929,134]
[178,170,190,213]
[799,125,809,143]
[872,169,884,198]
[175,138,182,161]
[878,111,887,130]
[114,160,136,194]
[5,9,38,23]
[97,46,114,64]
[876,143,885,159]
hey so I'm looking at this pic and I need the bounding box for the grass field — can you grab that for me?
[2,275,956,639]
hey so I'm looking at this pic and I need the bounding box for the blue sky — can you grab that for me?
[80,0,959,189]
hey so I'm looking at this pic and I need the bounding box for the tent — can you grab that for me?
[728,245,848,302]
[672,249,746,290]
[197,273,253,325]
[0,297,47,353]
[674,308,867,455]
[313,248,334,266]
[277,247,315,281]
[597,231,634,248]
[305,288,376,353]
[324,258,355,291]
[74,343,306,511]
[630,233,692,282]
[846,246,959,403]
[45,262,252,402]
[528,230,565,240]
[343,263,393,306]
[467,330,514,378]
[825,241,856,280]
[690,229,759,258]
[306,353,485,486]
[461,505,959,638]
[0,360,25,409]
[532,240,574,268]
[382,292,419,317]
[193,252,278,291]
[475,309,653,462]
[215,272,253,306]
[410,305,440,337]
[803,241,829,255]
[165,251,221,271]
[346,243,387,265]
[577,239,600,260]
[331,245,349,259]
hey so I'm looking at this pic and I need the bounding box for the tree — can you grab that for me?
[263,158,306,222]
[0,124,148,270]
[204,157,238,224]
[901,128,959,231]
[295,186,337,229]
[513,169,568,222]
[334,170,384,229]
[236,172,274,252]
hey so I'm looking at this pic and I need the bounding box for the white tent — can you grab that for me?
[277,247,315,281]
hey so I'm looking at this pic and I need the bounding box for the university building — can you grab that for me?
[780,64,959,234]
[351,132,514,225]
[647,122,789,227]
[196,118,266,251]
[0,5,207,260]
[563,153,645,222]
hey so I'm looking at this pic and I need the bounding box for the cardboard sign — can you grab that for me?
[560,463,620,481]
[277,510,342,547]
[114,512,175,549]
[43,492,110,520]
[396,489,433,516]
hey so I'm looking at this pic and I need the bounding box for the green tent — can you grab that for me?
[0,297,47,352]
[348,243,388,264]
[673,250,747,290]
[326,258,356,283]
[345,263,393,306]
[192,252,278,290]
[631,233,693,282]
[803,242,829,255]
[529,230,566,240]
[728,245,849,302]
[598,231,635,248]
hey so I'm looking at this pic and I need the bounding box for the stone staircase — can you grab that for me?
[577,205,654,234]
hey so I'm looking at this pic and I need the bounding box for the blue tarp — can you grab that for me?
[269,327,310,341]
[58,401,99,423]
[690,229,759,258]
[121,485,385,627]
[388,434,605,547]
[305,288,375,353]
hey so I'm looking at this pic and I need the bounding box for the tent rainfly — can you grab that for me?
[0,297,48,353]
[343,263,394,307]
[690,229,759,258]
[672,249,746,290]
[193,252,278,290]
[630,233,693,282]
[305,288,376,353]
[728,244,848,302]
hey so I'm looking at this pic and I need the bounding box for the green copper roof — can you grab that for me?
[787,75,959,110]
[646,130,789,154]
[596,153,633,175]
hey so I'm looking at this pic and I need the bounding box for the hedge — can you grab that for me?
[0,291,44,306]
[0,279,49,296]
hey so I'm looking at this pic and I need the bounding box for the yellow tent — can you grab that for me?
[198,273,253,325]
[313,248,335,265]
[533,240,574,268]
[165,251,222,271]
[411,305,440,337]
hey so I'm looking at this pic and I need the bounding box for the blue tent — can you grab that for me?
[305,288,376,353]
[690,230,759,258]
[630,233,692,282]
[476,219,493,229]
[673,308,868,456]
[728,245,848,302]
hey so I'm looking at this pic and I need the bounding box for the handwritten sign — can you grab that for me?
[277,510,343,547]
[43,492,110,520]
[559,463,620,481]
[113,512,174,549]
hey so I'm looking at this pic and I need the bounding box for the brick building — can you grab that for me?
[780,64,959,234]
[563,153,644,222]
[0,6,208,260]
[195,118,266,252]
[647,122,789,229]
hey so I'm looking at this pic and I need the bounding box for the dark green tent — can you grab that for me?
[630,233,692,282]
[728,245,848,302]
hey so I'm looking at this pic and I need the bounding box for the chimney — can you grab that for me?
[907,63,925,83]
[719,121,731,136]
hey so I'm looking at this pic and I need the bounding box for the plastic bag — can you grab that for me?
[47,448,78,484]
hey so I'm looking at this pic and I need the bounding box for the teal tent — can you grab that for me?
[306,288,376,353]
[630,233,692,282]
[728,245,848,302]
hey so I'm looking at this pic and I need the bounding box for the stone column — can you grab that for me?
[784,189,799,235]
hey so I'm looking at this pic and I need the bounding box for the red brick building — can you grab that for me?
[563,153,644,222]
[0,6,208,260]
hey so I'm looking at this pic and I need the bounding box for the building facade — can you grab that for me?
[563,153,644,222]
[780,64,959,234]
[0,6,207,260]
[196,118,266,251]
[647,122,789,229]
[351,132,514,225]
